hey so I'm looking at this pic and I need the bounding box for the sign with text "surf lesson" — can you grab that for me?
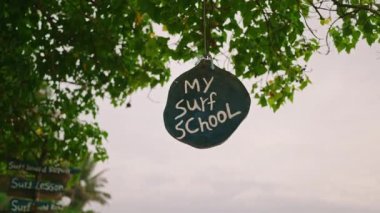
[164,59,251,148]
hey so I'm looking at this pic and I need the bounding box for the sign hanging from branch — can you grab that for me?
[163,59,251,148]
[163,0,250,148]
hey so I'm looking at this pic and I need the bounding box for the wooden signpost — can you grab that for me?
[3,160,78,212]
[164,59,251,148]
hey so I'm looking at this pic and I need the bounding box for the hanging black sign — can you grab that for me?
[163,59,251,148]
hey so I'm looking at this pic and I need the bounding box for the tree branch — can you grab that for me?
[309,1,325,20]
[324,9,359,54]
[331,0,380,16]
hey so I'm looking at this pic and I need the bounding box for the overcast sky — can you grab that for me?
[90,41,380,213]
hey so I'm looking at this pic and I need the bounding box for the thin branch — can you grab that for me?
[324,9,359,54]
[309,1,325,19]
[331,0,380,16]
[302,13,322,40]
[147,89,159,103]
[297,0,322,40]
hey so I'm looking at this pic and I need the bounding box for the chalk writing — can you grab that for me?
[8,160,78,175]
[175,99,242,139]
[10,198,62,212]
[164,60,251,148]
[10,177,64,193]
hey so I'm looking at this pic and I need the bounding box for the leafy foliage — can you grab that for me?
[0,192,7,210]
[0,0,170,164]
[143,0,379,111]
[1,0,379,164]
[63,154,110,213]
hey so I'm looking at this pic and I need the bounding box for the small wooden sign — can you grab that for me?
[1,176,62,200]
[9,177,64,193]
[164,59,251,148]
[9,198,62,212]
[7,160,79,175]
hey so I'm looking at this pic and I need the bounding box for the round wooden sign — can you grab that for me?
[163,59,251,149]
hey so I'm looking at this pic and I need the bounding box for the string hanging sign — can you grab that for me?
[163,0,251,148]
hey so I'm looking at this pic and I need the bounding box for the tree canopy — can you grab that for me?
[1,0,379,165]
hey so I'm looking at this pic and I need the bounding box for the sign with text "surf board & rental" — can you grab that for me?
[164,59,251,148]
